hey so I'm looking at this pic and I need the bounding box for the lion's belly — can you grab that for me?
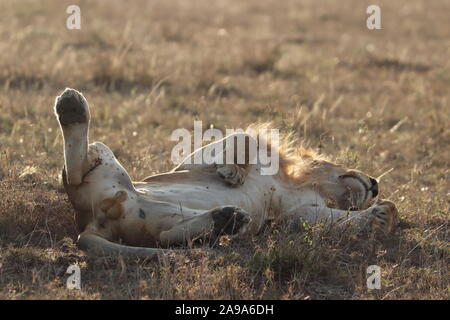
[137,182,264,211]
[140,184,241,208]
[134,171,278,230]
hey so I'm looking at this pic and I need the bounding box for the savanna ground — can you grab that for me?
[0,0,448,300]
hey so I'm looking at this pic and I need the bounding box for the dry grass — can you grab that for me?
[0,0,448,299]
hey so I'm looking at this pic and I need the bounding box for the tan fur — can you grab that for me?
[55,88,399,258]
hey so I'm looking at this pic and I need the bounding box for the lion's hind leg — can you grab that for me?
[210,206,251,239]
[54,88,91,185]
[158,206,251,247]
[77,231,177,258]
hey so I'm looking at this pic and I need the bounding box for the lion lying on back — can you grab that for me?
[54,88,399,257]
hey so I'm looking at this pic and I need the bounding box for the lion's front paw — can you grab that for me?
[216,165,245,187]
[363,199,399,234]
[211,206,251,237]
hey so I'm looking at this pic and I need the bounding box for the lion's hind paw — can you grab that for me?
[211,206,251,237]
[54,88,90,126]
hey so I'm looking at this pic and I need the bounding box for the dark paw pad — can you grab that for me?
[55,89,89,126]
[211,206,250,236]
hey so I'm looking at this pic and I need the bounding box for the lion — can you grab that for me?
[54,88,399,257]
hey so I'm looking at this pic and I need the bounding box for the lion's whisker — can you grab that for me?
[377,167,394,181]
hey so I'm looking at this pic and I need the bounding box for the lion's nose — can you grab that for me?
[369,177,379,197]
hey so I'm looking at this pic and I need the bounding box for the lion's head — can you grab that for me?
[294,160,379,211]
